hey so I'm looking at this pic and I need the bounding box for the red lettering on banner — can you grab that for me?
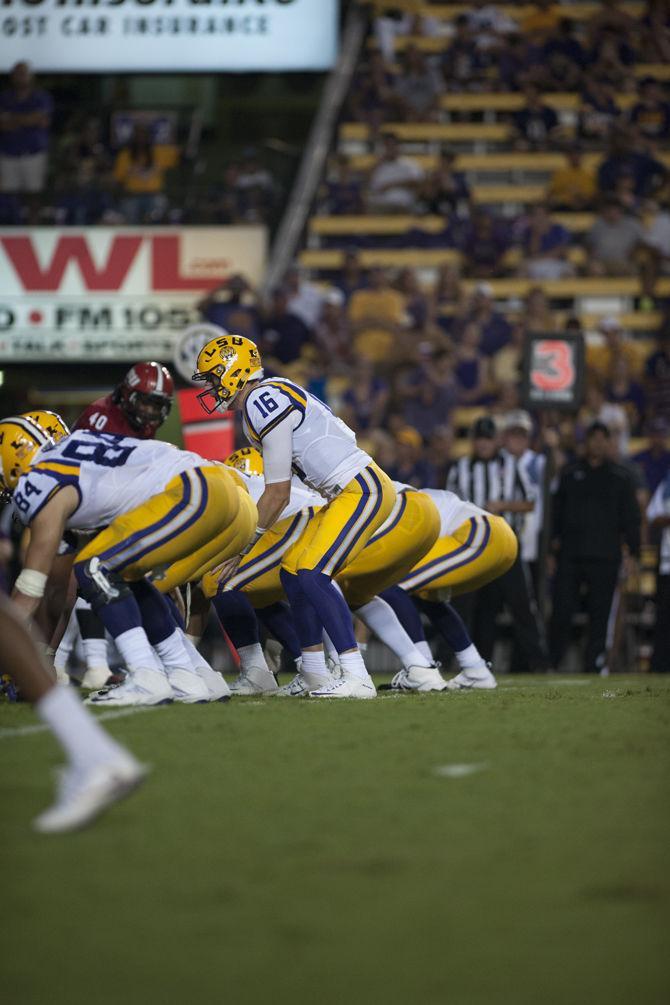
[1,236,142,291]
[151,235,228,291]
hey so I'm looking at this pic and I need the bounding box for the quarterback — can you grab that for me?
[193,333,396,698]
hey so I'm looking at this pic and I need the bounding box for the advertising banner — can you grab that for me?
[0,225,267,362]
[0,0,338,73]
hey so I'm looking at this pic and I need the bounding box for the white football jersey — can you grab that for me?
[420,487,487,537]
[13,430,209,531]
[236,470,326,520]
[242,378,372,499]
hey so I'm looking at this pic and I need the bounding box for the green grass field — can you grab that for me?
[2,676,669,1005]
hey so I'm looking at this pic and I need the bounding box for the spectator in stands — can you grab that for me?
[197,274,259,343]
[284,267,325,331]
[640,0,670,63]
[630,77,670,142]
[498,33,542,91]
[340,358,390,433]
[644,318,670,421]
[586,198,645,276]
[335,249,367,302]
[550,420,641,674]
[465,1,516,51]
[587,316,644,382]
[605,356,647,435]
[366,133,424,214]
[632,417,670,494]
[113,123,178,224]
[577,78,621,146]
[259,287,310,365]
[56,116,112,225]
[454,322,491,404]
[394,268,430,329]
[597,127,667,199]
[524,285,556,333]
[428,425,455,488]
[579,382,631,458]
[640,199,670,299]
[396,344,458,437]
[492,320,525,386]
[392,45,441,122]
[460,210,510,279]
[234,147,275,223]
[512,85,560,152]
[465,282,511,355]
[348,266,407,364]
[0,61,52,222]
[588,25,636,89]
[542,18,586,76]
[348,50,396,126]
[441,15,487,91]
[546,146,596,210]
[420,150,470,218]
[646,466,670,673]
[313,288,351,364]
[388,427,436,489]
[516,202,573,280]
[431,263,466,323]
[521,1,561,43]
[322,154,364,215]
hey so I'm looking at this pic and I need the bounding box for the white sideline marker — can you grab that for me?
[432,762,488,779]
[0,705,160,741]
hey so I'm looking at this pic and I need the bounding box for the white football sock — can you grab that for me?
[114,627,164,675]
[54,609,79,672]
[339,649,369,680]
[301,650,330,680]
[416,640,434,664]
[456,643,485,670]
[154,629,198,676]
[238,643,270,672]
[355,597,432,669]
[322,632,339,665]
[36,685,126,770]
[82,636,111,673]
[179,632,210,671]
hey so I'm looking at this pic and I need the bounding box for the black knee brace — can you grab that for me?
[74,557,131,614]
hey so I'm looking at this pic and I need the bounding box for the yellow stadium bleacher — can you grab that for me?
[309,213,596,237]
[340,123,512,144]
[370,2,645,21]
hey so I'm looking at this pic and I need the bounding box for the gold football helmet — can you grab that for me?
[224,446,264,476]
[192,333,263,412]
[0,415,54,498]
[23,409,70,442]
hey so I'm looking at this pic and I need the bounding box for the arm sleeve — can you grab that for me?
[646,481,665,523]
[262,410,301,484]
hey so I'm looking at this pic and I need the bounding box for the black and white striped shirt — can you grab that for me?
[446,450,533,535]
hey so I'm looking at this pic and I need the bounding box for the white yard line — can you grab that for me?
[0,705,161,741]
[432,763,488,778]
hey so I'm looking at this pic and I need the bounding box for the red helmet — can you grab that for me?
[114,361,174,436]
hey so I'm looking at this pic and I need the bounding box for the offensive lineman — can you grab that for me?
[192,333,396,698]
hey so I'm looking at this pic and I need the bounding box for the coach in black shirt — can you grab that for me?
[549,421,641,673]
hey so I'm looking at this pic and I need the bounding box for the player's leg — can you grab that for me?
[283,465,396,698]
[398,514,518,690]
[0,594,145,834]
[209,590,279,695]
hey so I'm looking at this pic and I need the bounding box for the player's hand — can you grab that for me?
[215,555,242,586]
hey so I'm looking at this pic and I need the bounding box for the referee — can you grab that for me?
[448,416,551,671]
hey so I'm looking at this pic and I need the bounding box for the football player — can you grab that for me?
[380,485,519,690]
[193,334,397,699]
[202,450,449,694]
[75,361,174,438]
[0,591,146,833]
[1,416,255,707]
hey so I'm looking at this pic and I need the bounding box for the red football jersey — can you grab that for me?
[74,395,155,439]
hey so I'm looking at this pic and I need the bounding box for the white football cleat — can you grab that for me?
[275,673,310,697]
[79,666,112,690]
[33,756,148,834]
[55,665,71,687]
[310,672,376,699]
[390,664,448,692]
[444,664,497,690]
[167,668,211,704]
[194,663,231,702]
[228,664,278,696]
[86,669,173,707]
